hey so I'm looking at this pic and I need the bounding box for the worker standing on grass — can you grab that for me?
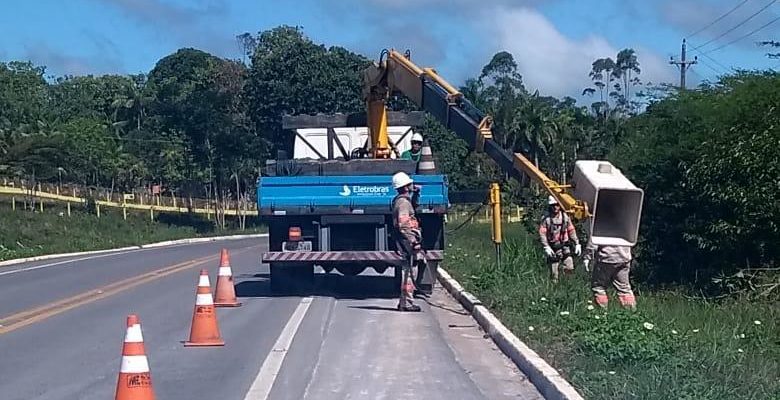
[391,171,424,312]
[539,195,581,282]
[400,133,424,162]
[584,242,636,309]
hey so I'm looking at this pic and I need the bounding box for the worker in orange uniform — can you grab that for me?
[584,243,636,309]
[539,195,581,282]
[391,171,423,312]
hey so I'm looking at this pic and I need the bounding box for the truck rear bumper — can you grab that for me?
[262,250,444,263]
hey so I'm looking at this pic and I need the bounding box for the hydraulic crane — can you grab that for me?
[363,49,643,246]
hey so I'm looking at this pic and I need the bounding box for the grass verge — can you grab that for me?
[444,223,779,400]
[0,202,265,261]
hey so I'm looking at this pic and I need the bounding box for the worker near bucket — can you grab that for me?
[584,240,636,309]
[391,171,424,312]
[400,133,424,162]
[539,195,581,282]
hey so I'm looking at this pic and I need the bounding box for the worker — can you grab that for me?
[391,171,424,312]
[400,133,424,162]
[539,195,581,282]
[584,243,635,309]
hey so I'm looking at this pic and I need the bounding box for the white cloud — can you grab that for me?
[485,8,678,98]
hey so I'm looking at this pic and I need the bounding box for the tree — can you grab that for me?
[612,49,642,114]
[584,57,616,118]
[245,26,369,155]
[759,40,779,59]
[611,71,780,288]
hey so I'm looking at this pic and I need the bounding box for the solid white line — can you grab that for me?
[243,297,314,400]
[0,249,145,277]
[0,234,269,277]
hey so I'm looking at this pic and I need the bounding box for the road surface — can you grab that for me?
[0,238,543,399]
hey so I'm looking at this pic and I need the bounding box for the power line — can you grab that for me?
[687,0,751,39]
[688,46,733,72]
[690,0,777,51]
[698,58,728,76]
[703,13,780,54]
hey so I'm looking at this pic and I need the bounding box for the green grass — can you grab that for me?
[444,222,780,400]
[0,202,265,261]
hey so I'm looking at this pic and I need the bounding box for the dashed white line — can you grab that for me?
[244,297,314,400]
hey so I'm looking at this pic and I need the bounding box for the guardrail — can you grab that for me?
[0,185,258,218]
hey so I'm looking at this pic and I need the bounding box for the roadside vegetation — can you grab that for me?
[0,202,263,262]
[445,223,779,400]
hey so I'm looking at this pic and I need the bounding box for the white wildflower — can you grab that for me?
[608,371,616,375]
[560,311,570,316]
[740,333,746,339]
[528,326,535,332]
[540,297,547,302]
[692,329,700,333]
[587,305,595,311]
[754,320,762,325]
[595,315,601,320]
[643,322,655,330]
[737,349,744,353]
[671,330,678,335]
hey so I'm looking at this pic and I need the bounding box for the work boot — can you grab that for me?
[618,293,636,310]
[594,293,609,308]
[397,302,421,312]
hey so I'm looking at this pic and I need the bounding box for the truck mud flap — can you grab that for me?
[262,250,444,263]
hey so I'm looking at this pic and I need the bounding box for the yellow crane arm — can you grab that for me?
[363,49,589,220]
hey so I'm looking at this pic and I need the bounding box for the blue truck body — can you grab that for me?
[257,174,448,212]
[258,171,449,294]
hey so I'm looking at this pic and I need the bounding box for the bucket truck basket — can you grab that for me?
[572,161,644,247]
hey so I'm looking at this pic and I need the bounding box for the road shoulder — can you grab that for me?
[427,286,545,400]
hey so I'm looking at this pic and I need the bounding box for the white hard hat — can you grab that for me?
[392,172,414,189]
[547,195,558,205]
[411,133,423,143]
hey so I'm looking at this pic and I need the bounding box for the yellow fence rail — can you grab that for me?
[0,185,258,218]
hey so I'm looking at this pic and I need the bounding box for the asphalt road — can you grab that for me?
[0,238,543,400]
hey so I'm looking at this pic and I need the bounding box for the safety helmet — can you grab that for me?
[392,171,414,189]
[410,133,423,143]
[547,195,558,205]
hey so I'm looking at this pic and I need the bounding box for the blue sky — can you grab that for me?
[1,0,778,98]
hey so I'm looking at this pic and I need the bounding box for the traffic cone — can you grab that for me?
[115,314,156,400]
[184,269,225,347]
[214,249,241,307]
[417,141,437,174]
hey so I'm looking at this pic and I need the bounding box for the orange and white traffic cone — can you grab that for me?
[214,249,241,307]
[115,314,156,400]
[184,269,225,347]
[416,141,437,175]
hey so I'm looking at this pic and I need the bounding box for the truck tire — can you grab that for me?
[335,265,366,276]
[270,263,314,294]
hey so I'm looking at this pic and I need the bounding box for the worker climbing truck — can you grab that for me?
[259,49,644,292]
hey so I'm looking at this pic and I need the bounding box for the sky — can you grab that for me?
[1,0,778,100]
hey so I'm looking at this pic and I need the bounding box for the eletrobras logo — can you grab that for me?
[339,184,390,197]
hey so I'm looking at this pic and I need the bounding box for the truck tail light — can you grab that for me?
[288,227,302,242]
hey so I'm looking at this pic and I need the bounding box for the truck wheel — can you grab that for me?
[270,263,314,294]
[335,265,365,276]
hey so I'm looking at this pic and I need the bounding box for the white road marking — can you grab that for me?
[244,297,314,400]
[0,249,145,277]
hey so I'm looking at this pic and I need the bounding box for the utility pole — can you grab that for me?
[669,39,698,89]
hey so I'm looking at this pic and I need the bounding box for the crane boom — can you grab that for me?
[363,49,589,220]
